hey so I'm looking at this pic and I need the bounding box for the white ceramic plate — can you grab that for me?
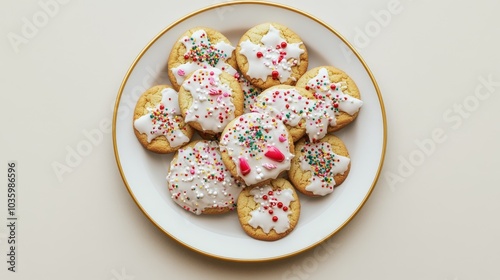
[113,1,386,261]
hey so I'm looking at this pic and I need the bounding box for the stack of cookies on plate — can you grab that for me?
[132,23,363,241]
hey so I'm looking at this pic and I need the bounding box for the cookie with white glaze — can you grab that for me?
[219,112,294,187]
[168,27,238,91]
[236,23,308,89]
[133,85,193,153]
[237,178,300,241]
[288,134,350,197]
[178,68,244,136]
[296,66,363,132]
[252,85,330,142]
[191,72,258,141]
[167,140,245,215]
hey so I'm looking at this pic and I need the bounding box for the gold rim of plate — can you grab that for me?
[112,0,387,262]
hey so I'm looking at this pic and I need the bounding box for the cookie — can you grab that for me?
[237,178,300,241]
[178,68,244,135]
[288,134,351,197]
[219,112,294,187]
[166,140,245,215]
[252,85,332,142]
[236,23,308,89]
[168,27,238,91]
[133,85,193,153]
[296,66,363,132]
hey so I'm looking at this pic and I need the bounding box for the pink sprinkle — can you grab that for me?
[209,88,221,95]
[210,71,214,76]
[177,69,185,76]
[190,169,195,175]
[208,77,215,85]
[262,163,277,170]
[278,135,286,142]
[223,92,229,97]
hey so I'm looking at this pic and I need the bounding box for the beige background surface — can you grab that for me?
[1,0,499,279]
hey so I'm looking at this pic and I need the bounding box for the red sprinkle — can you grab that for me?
[256,52,263,58]
[281,41,287,48]
[271,71,279,80]
[330,84,337,90]
[277,202,283,208]
[272,216,278,222]
[283,206,288,212]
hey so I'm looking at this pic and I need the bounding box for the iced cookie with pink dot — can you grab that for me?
[236,23,308,89]
[237,178,300,241]
[219,112,294,187]
[133,85,194,153]
[296,66,363,132]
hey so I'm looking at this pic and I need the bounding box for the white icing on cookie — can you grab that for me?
[239,25,304,82]
[134,88,189,147]
[305,68,363,116]
[248,185,295,233]
[219,112,294,186]
[171,29,235,86]
[167,141,244,215]
[253,87,336,141]
[182,68,236,133]
[299,141,350,196]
